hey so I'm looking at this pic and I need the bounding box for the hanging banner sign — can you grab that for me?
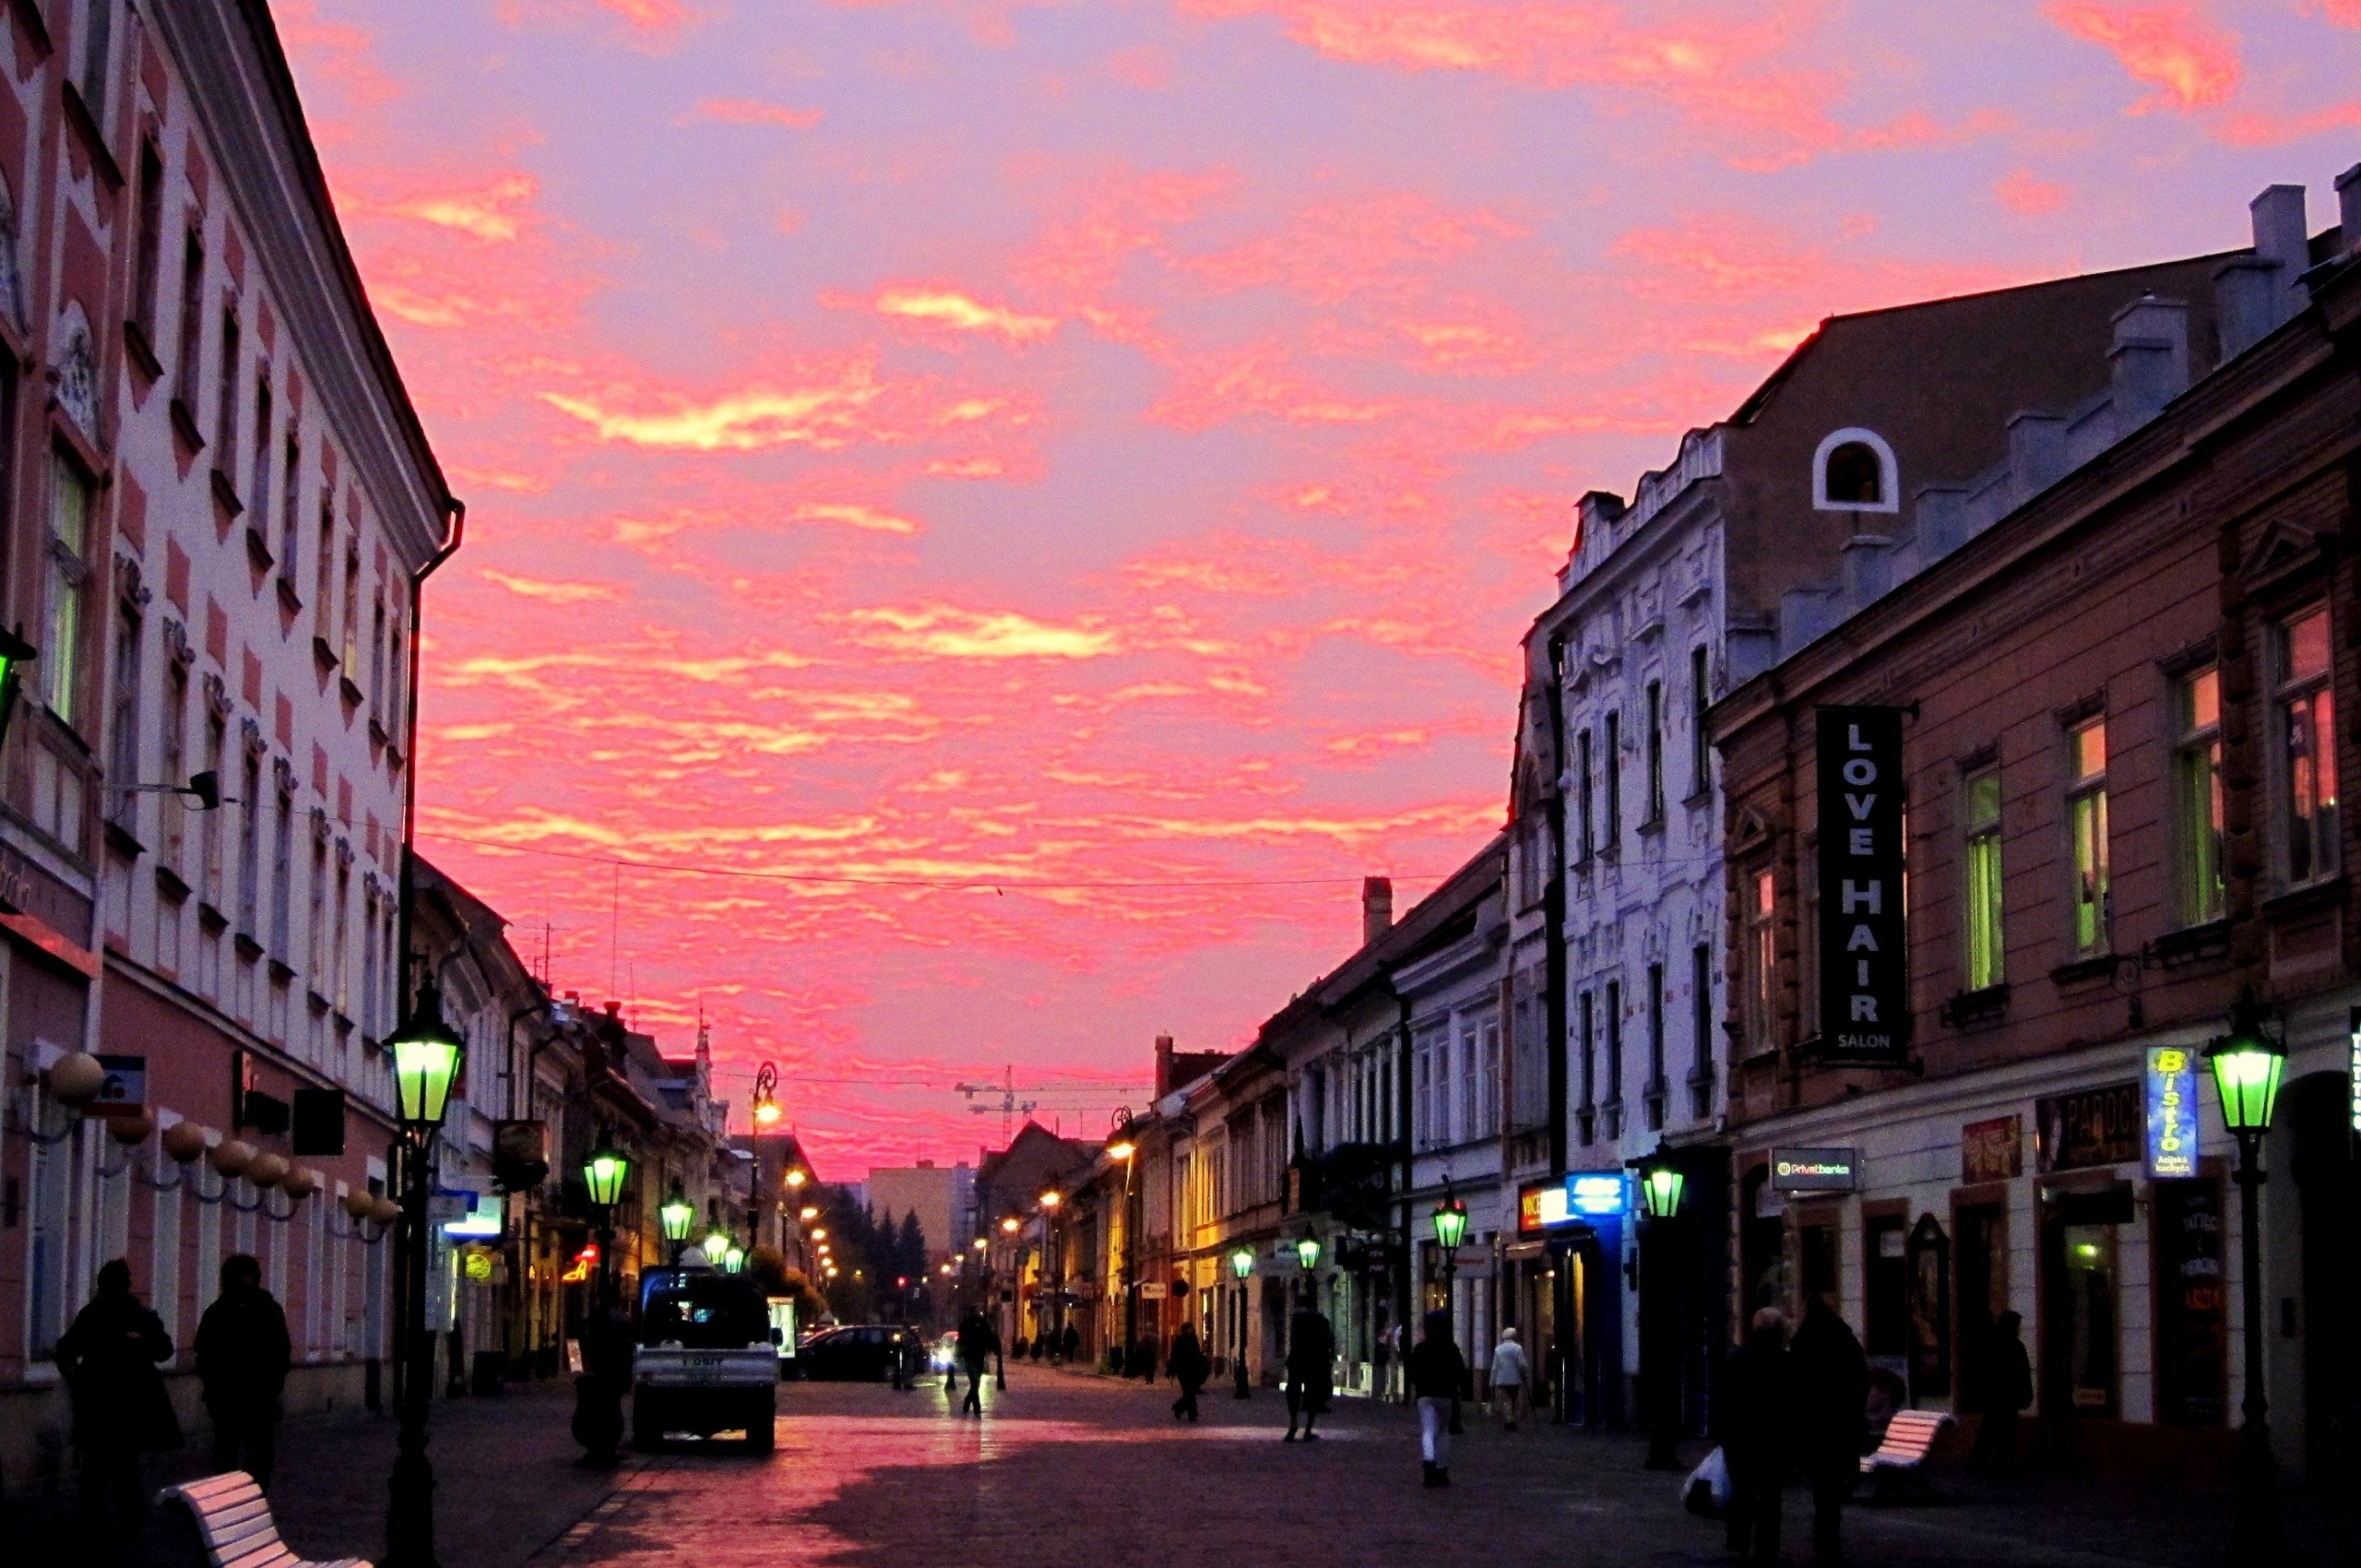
[1816,707,1910,1065]
[2144,1046,2200,1180]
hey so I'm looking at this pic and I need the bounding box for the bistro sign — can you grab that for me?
[2144,1046,2200,1180]
[1815,707,1910,1065]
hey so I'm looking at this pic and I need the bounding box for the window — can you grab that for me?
[2066,719,2109,956]
[1690,942,1714,1118]
[315,497,336,646]
[270,778,293,962]
[341,551,361,679]
[307,835,328,983]
[78,0,114,126]
[45,455,93,724]
[1643,680,1665,822]
[1813,428,1898,512]
[1690,646,1712,798]
[2173,667,2225,925]
[201,710,226,904]
[1824,443,1882,504]
[132,140,164,341]
[361,885,379,1038]
[215,306,240,474]
[1644,961,1666,1130]
[280,436,302,572]
[1963,768,2005,990]
[250,372,274,538]
[1603,979,1624,1120]
[106,595,140,830]
[1414,1035,1434,1146]
[1458,1022,1477,1145]
[1576,989,1596,1123]
[2277,610,2338,885]
[1603,710,1622,850]
[1575,729,1595,861]
[333,859,351,1016]
[1478,1019,1500,1139]
[238,752,262,938]
[174,230,205,403]
[1745,870,1775,1052]
[160,663,188,873]
[371,594,388,711]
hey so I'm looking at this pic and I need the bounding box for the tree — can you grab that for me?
[897,1210,927,1279]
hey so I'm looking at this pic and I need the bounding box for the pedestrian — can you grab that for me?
[1061,1322,1079,1364]
[1489,1325,1529,1431]
[955,1309,998,1414]
[196,1254,291,1488]
[1715,1307,1791,1563]
[1406,1310,1465,1487]
[1137,1328,1160,1383]
[56,1259,178,1547]
[1372,1315,1395,1402]
[1281,1302,1334,1443]
[1791,1296,1869,1566]
[1168,1322,1209,1421]
[1969,1312,2032,1476]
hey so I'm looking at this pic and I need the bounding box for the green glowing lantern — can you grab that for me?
[582,1140,630,1208]
[388,982,464,1133]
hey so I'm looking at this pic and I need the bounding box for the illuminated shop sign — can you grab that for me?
[1518,1182,1572,1231]
[1814,707,1910,1066]
[2144,1046,2200,1180]
[1770,1147,1859,1192]
[1566,1172,1629,1217]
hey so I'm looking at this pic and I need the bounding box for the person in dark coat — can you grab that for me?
[56,1259,177,1545]
[1791,1295,1870,1566]
[1168,1323,1210,1420]
[1715,1307,1791,1562]
[196,1255,291,1489]
[1282,1304,1335,1442]
[1969,1312,2033,1475]
[1061,1323,1079,1363]
[1406,1310,1466,1487]
[955,1311,999,1414]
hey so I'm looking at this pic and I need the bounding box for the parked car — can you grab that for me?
[796,1324,920,1382]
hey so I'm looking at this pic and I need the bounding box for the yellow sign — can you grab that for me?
[464,1251,495,1283]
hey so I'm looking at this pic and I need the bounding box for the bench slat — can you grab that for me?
[161,1468,365,1568]
[207,1516,285,1552]
[219,1544,298,1568]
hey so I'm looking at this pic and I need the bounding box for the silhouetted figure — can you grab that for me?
[196,1255,291,1488]
[1406,1310,1465,1487]
[1969,1311,2033,1476]
[1715,1307,1792,1563]
[956,1311,998,1414]
[1061,1323,1079,1364]
[57,1260,177,1546]
[1168,1324,1209,1421]
[1282,1305,1335,1442]
[1791,1296,1869,1566]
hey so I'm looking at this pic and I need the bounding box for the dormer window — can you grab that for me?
[1812,427,1900,515]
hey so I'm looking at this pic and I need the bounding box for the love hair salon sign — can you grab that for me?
[1817,707,1911,1066]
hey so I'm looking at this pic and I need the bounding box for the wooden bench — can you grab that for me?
[158,1472,370,1568]
[1857,1409,1954,1500]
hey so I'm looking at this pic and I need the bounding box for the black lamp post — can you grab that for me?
[1229,1246,1254,1398]
[2208,998,2286,1564]
[384,981,463,1568]
[1294,1232,1321,1312]
[1430,1190,1469,1302]
[1636,1144,1688,1471]
[575,1135,632,1467]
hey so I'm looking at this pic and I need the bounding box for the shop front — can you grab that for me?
[1510,1172,1626,1427]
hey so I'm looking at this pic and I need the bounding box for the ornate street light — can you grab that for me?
[1430,1193,1469,1252]
[1295,1234,1321,1271]
[384,980,464,1568]
[2208,996,2287,1564]
[752,1061,781,1128]
[1634,1141,1688,1471]
[659,1184,694,1263]
[1641,1156,1686,1222]
[722,1245,746,1274]
[706,1225,734,1262]
[1229,1246,1255,1400]
[573,1134,632,1467]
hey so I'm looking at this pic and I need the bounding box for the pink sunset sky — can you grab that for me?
[279,0,2361,1175]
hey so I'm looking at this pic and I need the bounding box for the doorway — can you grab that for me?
[1955,1201,2007,1415]
[2042,1188,2130,1420]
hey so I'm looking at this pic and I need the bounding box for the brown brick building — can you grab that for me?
[1708,174,2360,1481]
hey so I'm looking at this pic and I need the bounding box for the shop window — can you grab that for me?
[2173,667,2225,926]
[2153,1177,2227,1426]
[1962,768,2005,990]
[2276,609,2337,886]
[2065,718,2109,956]
[1905,1216,1951,1400]
[2043,1189,2129,1420]
[26,1099,76,1358]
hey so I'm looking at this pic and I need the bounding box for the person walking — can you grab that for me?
[1406,1310,1466,1487]
[56,1259,178,1547]
[196,1255,291,1489]
[1281,1302,1334,1442]
[1168,1322,1210,1420]
[1969,1312,2033,1476]
[1790,1296,1869,1567]
[1061,1322,1079,1364]
[1488,1325,1529,1431]
[1715,1307,1792,1563]
[955,1310,998,1414]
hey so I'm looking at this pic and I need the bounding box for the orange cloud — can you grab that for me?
[875,287,1060,341]
[686,97,826,128]
[831,606,1120,659]
[1994,169,2072,214]
[2044,2,2239,113]
[362,174,539,242]
[479,569,623,604]
[790,501,924,535]
[538,359,1029,454]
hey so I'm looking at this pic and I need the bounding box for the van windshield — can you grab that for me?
[637,1268,767,1348]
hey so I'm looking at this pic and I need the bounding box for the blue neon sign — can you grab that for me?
[1566,1171,1629,1218]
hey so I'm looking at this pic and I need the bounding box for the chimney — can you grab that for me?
[2251,184,2309,290]
[2339,162,2361,256]
[1361,876,1394,947]
[2005,410,2069,505]
[2108,292,2190,428]
[1155,1033,1175,1097]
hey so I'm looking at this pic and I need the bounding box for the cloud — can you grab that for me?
[831,605,1120,659]
[789,501,923,535]
[1994,168,2072,214]
[874,287,1060,341]
[2044,2,2240,113]
[479,569,623,603]
[685,97,826,128]
[359,174,539,242]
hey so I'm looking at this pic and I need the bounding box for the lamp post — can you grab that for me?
[752,1061,781,1129]
[1294,1231,1321,1312]
[575,1135,631,1468]
[1108,1134,1138,1369]
[2209,999,2286,1564]
[1430,1189,1469,1306]
[1229,1246,1254,1398]
[659,1184,694,1265]
[384,982,463,1568]
[1635,1143,1688,1471]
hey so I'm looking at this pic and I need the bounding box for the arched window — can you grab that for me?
[1811,427,1900,515]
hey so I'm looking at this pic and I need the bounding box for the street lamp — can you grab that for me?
[1294,1232,1321,1311]
[1229,1246,1255,1399]
[1635,1142,1687,1471]
[2209,997,2287,1564]
[752,1061,781,1128]
[574,1134,631,1468]
[384,980,463,1568]
[722,1245,745,1274]
[659,1184,694,1265]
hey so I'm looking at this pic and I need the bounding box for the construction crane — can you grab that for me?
[956,1065,1149,1146]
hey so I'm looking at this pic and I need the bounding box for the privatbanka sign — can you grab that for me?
[1817,707,1910,1065]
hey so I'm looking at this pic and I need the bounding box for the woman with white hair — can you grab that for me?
[1488,1325,1530,1430]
